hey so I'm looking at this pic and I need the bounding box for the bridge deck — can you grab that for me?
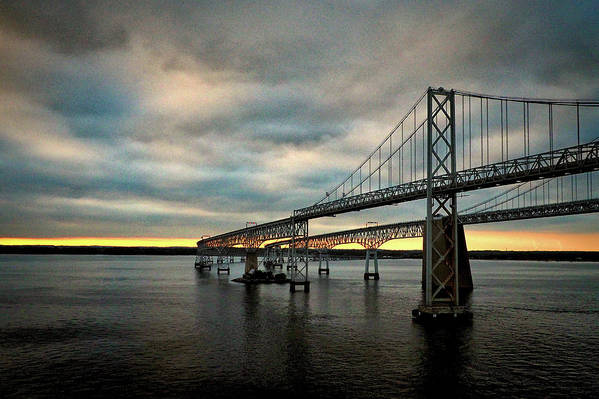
[265,198,599,249]
[294,141,599,220]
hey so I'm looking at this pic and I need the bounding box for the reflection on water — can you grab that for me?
[415,323,473,398]
[1,255,598,398]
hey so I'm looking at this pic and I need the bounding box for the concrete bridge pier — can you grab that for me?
[421,222,473,294]
[318,250,330,275]
[244,250,258,274]
[217,253,231,275]
[194,249,213,271]
[363,249,380,280]
[273,247,284,269]
[414,219,473,321]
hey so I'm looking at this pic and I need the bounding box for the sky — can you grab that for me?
[0,0,598,249]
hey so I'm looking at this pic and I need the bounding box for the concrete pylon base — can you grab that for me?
[422,221,473,295]
[244,251,258,274]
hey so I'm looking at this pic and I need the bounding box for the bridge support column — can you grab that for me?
[244,250,258,274]
[217,254,231,275]
[363,249,380,280]
[194,246,213,271]
[318,250,330,275]
[421,221,472,290]
[290,217,310,293]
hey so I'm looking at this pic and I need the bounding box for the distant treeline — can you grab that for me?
[0,245,197,256]
[1,245,598,262]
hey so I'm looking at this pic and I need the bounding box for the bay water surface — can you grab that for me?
[1,255,598,398]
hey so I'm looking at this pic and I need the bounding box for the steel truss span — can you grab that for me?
[265,198,599,250]
[294,141,599,220]
[460,198,599,225]
[197,217,296,249]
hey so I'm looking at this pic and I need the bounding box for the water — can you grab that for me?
[1,255,598,398]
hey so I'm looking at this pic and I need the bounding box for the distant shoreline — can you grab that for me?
[1,245,598,262]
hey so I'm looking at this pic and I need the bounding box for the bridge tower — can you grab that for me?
[317,249,330,275]
[363,248,379,280]
[416,87,472,321]
[289,218,310,292]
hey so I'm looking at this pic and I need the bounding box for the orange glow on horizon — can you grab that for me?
[0,231,598,251]
[463,230,599,251]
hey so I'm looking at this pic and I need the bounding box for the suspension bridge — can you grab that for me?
[195,87,599,320]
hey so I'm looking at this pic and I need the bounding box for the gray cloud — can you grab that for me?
[0,0,598,240]
[0,0,128,54]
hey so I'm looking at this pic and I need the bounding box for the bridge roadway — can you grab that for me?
[198,140,599,249]
[295,141,599,219]
[263,198,599,250]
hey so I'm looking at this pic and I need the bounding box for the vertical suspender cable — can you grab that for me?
[577,102,580,162]
[397,127,400,184]
[501,100,504,162]
[409,136,413,182]
[506,101,509,160]
[400,123,403,184]
[549,103,553,152]
[587,172,590,199]
[413,110,416,181]
[526,103,530,155]
[378,148,381,190]
[369,158,371,192]
[359,167,362,194]
[468,95,472,169]
[389,137,392,187]
[480,97,483,166]
[543,182,545,205]
[577,102,580,147]
[522,103,526,156]
[422,124,425,180]
[486,98,489,164]
[462,95,465,170]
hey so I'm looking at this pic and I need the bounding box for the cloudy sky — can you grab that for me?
[1,1,598,249]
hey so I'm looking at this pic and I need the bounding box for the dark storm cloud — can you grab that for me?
[456,1,599,87]
[0,0,128,54]
[0,0,598,238]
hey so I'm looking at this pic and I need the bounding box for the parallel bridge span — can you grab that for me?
[264,198,599,250]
